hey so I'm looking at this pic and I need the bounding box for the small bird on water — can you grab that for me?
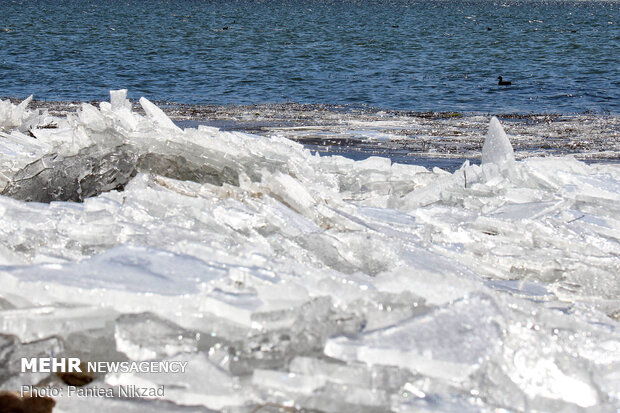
[497,76,512,86]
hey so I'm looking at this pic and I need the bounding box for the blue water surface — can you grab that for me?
[1,0,618,113]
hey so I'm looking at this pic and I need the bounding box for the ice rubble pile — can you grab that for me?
[0,92,619,412]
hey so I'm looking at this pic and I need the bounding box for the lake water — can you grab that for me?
[1,0,618,113]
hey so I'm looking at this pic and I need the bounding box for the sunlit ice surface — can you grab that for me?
[0,91,619,412]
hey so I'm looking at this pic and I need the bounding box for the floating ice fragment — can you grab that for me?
[482,117,515,165]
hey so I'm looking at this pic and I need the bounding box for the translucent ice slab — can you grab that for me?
[325,293,503,382]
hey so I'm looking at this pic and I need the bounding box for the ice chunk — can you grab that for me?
[509,353,598,408]
[374,249,483,305]
[0,305,117,342]
[252,369,326,394]
[220,296,364,375]
[252,369,391,412]
[4,245,228,296]
[0,334,20,385]
[104,89,139,131]
[289,357,372,388]
[105,353,251,409]
[482,117,515,165]
[0,334,64,390]
[135,152,239,187]
[139,97,181,131]
[54,396,214,413]
[115,313,198,361]
[1,145,137,202]
[346,291,428,332]
[324,294,504,382]
[0,96,33,130]
[109,89,132,112]
[254,356,420,412]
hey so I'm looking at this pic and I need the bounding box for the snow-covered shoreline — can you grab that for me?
[0,91,619,412]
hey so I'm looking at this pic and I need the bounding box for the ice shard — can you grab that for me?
[482,116,515,165]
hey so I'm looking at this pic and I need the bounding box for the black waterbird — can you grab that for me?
[497,76,512,86]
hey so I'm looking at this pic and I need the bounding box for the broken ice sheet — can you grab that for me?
[0,93,619,411]
[0,96,35,131]
[472,296,620,410]
[0,305,117,342]
[114,313,199,362]
[199,296,364,375]
[252,357,479,412]
[373,248,484,306]
[252,369,391,412]
[344,290,428,332]
[1,145,138,203]
[0,334,64,390]
[54,392,216,413]
[105,353,251,410]
[2,245,228,296]
[324,293,504,382]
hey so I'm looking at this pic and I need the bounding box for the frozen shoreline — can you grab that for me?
[12,97,620,172]
[0,93,619,412]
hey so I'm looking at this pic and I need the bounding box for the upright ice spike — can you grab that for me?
[482,116,515,165]
[110,89,132,111]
